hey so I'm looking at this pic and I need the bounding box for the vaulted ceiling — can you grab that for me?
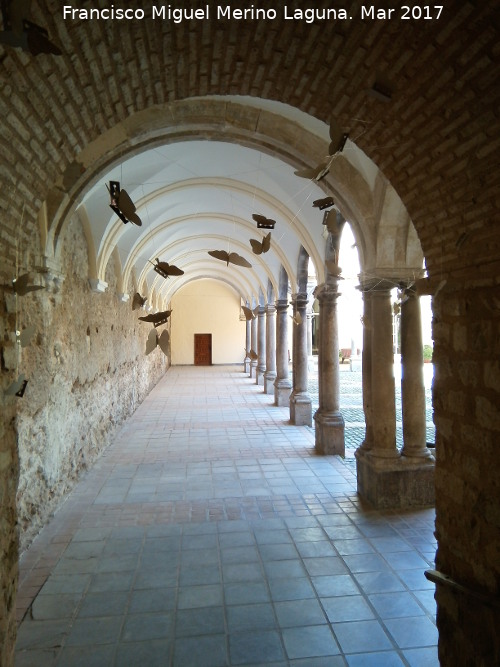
[56,97,424,309]
[77,133,328,303]
[1,1,496,307]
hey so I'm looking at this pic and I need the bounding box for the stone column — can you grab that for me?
[264,303,277,394]
[313,281,345,455]
[400,287,433,460]
[250,315,257,378]
[274,299,292,406]
[358,287,374,452]
[256,305,266,386]
[289,294,312,426]
[355,280,435,508]
[369,285,398,459]
[306,306,313,356]
[244,317,251,374]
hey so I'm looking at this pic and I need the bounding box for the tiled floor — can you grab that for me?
[15,365,438,666]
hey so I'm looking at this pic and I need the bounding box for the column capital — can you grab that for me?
[313,282,341,302]
[291,293,309,308]
[357,278,395,294]
[276,299,288,312]
[265,303,276,315]
[398,283,418,299]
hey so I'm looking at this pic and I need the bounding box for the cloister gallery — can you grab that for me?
[0,1,499,665]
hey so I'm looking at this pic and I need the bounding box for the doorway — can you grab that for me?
[194,333,212,365]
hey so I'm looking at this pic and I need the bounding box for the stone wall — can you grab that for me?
[11,214,169,551]
[0,300,19,667]
[0,3,498,663]
[0,206,169,665]
[432,281,500,666]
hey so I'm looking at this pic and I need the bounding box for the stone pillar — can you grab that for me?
[274,299,292,406]
[355,280,435,508]
[370,286,399,458]
[313,281,345,455]
[289,294,312,426]
[244,317,251,374]
[264,303,277,394]
[400,287,433,460]
[306,306,313,356]
[256,305,266,386]
[359,288,374,452]
[250,315,257,378]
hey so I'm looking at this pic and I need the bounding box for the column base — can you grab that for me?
[263,372,276,394]
[400,448,435,462]
[244,359,250,374]
[274,380,292,407]
[250,361,257,379]
[256,367,265,386]
[289,392,312,426]
[314,410,345,456]
[355,448,435,509]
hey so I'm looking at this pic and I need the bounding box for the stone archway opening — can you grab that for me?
[14,96,434,553]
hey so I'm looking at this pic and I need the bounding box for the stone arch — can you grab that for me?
[297,246,309,295]
[278,265,289,302]
[38,99,423,299]
[1,8,498,664]
[266,279,275,305]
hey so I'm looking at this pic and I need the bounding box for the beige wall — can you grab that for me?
[171,279,245,365]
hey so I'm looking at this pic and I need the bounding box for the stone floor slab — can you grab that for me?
[15,365,437,666]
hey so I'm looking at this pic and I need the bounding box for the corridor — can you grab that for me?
[15,366,438,666]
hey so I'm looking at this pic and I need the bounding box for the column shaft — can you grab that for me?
[274,300,292,406]
[400,289,432,459]
[359,289,374,451]
[307,309,313,356]
[370,288,398,458]
[250,316,257,378]
[244,318,251,374]
[289,295,312,426]
[264,304,277,394]
[256,306,266,386]
[313,282,345,455]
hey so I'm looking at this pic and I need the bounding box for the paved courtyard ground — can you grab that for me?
[15,364,438,667]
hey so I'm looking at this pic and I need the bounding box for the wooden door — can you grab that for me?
[194,333,212,365]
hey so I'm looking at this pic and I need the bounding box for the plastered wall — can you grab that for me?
[170,279,245,365]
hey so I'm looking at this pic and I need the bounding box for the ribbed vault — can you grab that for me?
[1,5,499,664]
[45,98,424,308]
